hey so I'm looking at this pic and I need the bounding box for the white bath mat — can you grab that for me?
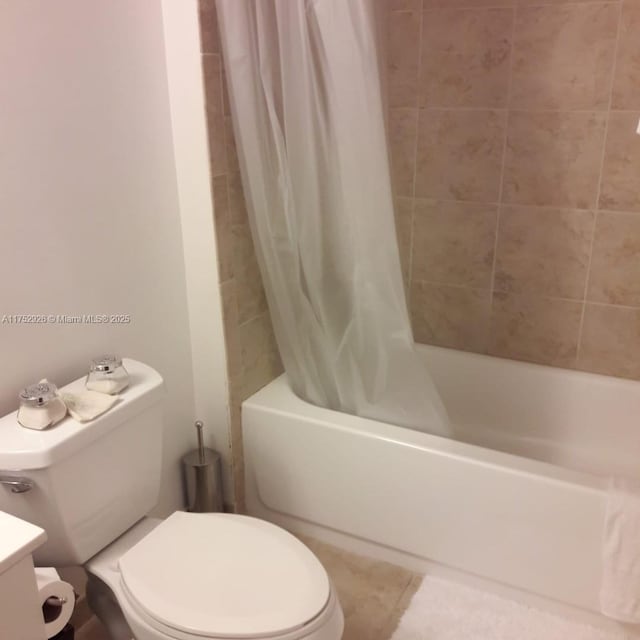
[392,576,635,640]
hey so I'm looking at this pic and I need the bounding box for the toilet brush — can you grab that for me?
[196,419,205,465]
[182,421,223,512]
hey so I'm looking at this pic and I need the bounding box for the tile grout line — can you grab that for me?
[393,105,637,114]
[575,0,624,364]
[412,274,640,312]
[488,6,518,318]
[237,308,270,330]
[391,0,621,12]
[407,194,640,215]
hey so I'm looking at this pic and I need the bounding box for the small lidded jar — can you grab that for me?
[17,381,67,430]
[86,355,129,394]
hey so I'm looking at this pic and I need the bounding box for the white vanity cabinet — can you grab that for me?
[0,510,48,640]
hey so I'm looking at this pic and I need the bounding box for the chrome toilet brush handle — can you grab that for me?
[195,420,205,465]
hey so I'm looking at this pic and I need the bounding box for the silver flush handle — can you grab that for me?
[0,475,34,493]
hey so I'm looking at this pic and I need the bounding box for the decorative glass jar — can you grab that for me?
[17,381,67,430]
[86,355,129,394]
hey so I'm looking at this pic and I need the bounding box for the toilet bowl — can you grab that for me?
[0,360,343,639]
[85,511,344,640]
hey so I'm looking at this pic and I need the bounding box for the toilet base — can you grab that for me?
[86,574,132,640]
[84,517,344,640]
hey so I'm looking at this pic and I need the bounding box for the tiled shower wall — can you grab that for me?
[388,0,640,378]
[199,0,282,511]
[198,0,640,508]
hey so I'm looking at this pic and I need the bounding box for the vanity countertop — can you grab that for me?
[0,510,46,573]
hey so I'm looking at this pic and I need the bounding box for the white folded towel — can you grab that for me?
[600,476,640,623]
[60,390,118,423]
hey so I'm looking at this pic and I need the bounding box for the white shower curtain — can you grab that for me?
[217,0,450,436]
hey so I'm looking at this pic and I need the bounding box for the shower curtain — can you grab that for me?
[216,0,451,436]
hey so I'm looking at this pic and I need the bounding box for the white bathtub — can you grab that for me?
[242,345,640,623]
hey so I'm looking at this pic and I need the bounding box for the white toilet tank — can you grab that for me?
[0,359,164,566]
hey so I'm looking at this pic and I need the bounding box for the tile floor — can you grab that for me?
[301,536,421,640]
[75,535,421,640]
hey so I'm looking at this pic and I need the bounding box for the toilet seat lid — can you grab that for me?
[118,511,330,638]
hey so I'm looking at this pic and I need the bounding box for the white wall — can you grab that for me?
[0,1,229,513]
[161,0,234,504]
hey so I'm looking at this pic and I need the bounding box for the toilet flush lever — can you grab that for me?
[0,475,34,493]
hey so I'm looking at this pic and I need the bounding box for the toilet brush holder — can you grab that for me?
[182,421,223,512]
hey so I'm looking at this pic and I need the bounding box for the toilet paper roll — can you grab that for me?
[34,568,75,639]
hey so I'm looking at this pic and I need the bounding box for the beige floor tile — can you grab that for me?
[379,574,423,640]
[300,536,420,640]
[75,617,111,640]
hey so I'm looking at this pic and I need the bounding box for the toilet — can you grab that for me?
[0,360,343,640]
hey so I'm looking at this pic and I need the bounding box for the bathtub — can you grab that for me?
[242,345,640,621]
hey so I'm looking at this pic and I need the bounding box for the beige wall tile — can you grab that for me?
[389,0,639,379]
[511,4,618,110]
[239,312,283,399]
[228,171,248,225]
[412,200,497,287]
[222,310,245,511]
[202,54,223,116]
[389,108,419,196]
[411,282,491,352]
[225,115,240,174]
[394,197,414,289]
[232,223,268,324]
[495,206,594,299]
[425,0,515,6]
[231,455,245,513]
[517,0,618,4]
[420,8,512,108]
[228,386,245,512]
[415,109,506,202]
[578,303,640,379]
[388,11,421,108]
[202,54,227,177]
[220,280,242,382]
[228,385,243,447]
[389,0,422,10]
[206,113,227,178]
[198,0,220,54]
[489,292,581,367]
[600,111,640,212]
[212,176,233,282]
[588,211,640,306]
[612,0,640,109]
[503,111,606,209]
[222,70,231,117]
